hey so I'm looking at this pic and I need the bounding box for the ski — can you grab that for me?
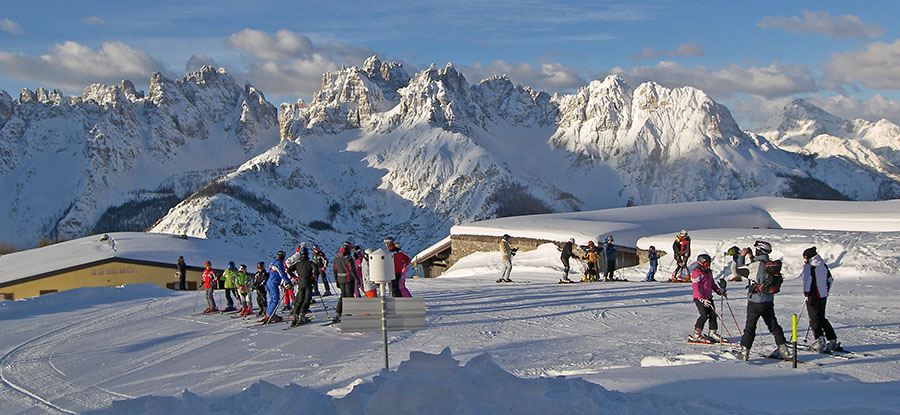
[282,316,315,330]
[320,320,340,327]
[558,279,579,284]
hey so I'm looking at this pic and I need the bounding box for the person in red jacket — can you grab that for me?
[384,237,411,297]
[201,261,218,313]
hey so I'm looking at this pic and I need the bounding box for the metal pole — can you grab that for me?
[380,282,389,370]
[792,314,798,369]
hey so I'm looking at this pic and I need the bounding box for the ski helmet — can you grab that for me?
[502,234,510,240]
[679,229,688,237]
[568,238,575,244]
[606,235,614,243]
[257,262,265,270]
[649,245,656,251]
[227,261,236,269]
[276,250,286,260]
[239,264,247,271]
[754,241,772,255]
[204,260,211,267]
[588,240,594,246]
[697,254,712,269]
[803,246,818,260]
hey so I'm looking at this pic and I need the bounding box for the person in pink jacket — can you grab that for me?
[689,254,725,342]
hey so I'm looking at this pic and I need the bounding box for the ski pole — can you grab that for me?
[316,288,331,319]
[717,296,738,343]
[262,289,286,325]
[724,297,743,334]
[192,285,201,313]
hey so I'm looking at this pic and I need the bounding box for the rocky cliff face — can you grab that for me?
[3,57,899,254]
[0,67,280,247]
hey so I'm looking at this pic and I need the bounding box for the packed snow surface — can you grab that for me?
[1,214,900,413]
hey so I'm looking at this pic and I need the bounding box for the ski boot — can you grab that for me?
[688,328,706,342]
[741,346,751,361]
[825,339,842,352]
[776,343,793,360]
[707,330,723,343]
[815,337,826,353]
[268,314,283,324]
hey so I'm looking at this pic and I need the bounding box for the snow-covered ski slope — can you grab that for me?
[1,202,899,414]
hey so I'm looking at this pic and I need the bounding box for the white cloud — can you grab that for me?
[1,18,23,35]
[672,42,704,57]
[632,42,704,62]
[225,29,377,96]
[460,60,586,93]
[80,17,106,25]
[806,93,900,124]
[827,39,900,90]
[757,10,883,39]
[0,41,166,91]
[611,61,818,99]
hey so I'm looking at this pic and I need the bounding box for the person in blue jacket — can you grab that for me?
[645,246,659,281]
[602,236,617,281]
[264,250,290,323]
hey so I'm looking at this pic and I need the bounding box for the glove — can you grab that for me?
[700,298,713,308]
[748,283,760,293]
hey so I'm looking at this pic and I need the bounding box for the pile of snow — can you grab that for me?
[99,347,752,415]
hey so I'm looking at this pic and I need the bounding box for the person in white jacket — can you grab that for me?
[801,246,839,353]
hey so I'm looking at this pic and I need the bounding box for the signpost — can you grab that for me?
[340,248,426,369]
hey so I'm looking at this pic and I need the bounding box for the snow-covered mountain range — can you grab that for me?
[2,56,899,254]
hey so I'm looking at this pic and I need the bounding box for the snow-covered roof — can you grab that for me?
[450,197,900,247]
[0,232,271,286]
[411,235,451,264]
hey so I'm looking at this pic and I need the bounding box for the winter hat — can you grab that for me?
[803,246,818,259]
[204,260,211,267]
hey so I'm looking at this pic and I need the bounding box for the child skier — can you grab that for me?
[670,230,691,282]
[645,246,659,282]
[201,261,218,314]
[253,262,268,317]
[222,262,238,312]
[740,240,791,361]
[235,264,253,316]
[582,241,600,282]
[689,254,725,343]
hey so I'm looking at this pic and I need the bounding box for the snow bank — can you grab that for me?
[0,284,175,321]
[95,348,754,415]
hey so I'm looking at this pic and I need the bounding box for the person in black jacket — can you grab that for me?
[331,243,355,323]
[560,238,578,283]
[289,252,315,326]
[176,256,188,290]
[253,262,268,317]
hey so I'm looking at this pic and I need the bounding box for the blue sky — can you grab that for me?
[1,1,898,127]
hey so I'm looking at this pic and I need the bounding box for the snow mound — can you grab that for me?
[0,284,175,320]
[96,347,754,415]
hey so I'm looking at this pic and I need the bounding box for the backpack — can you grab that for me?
[759,259,783,294]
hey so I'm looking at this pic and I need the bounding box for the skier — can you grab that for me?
[559,238,578,283]
[725,246,750,281]
[740,240,791,361]
[387,238,412,297]
[669,230,691,282]
[253,262,268,317]
[264,251,290,323]
[689,254,725,342]
[581,241,600,282]
[201,261,218,313]
[176,256,187,290]
[497,234,514,283]
[222,261,238,312]
[801,246,839,353]
[332,243,355,323]
[602,236,617,281]
[312,245,332,296]
[235,264,253,316]
[645,246,659,282]
[357,249,378,297]
[289,251,315,326]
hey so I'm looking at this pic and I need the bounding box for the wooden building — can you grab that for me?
[0,232,264,300]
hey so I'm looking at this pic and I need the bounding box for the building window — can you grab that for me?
[39,290,57,296]
[0,293,13,300]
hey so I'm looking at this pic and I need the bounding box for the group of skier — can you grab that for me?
[190,237,412,327]
[548,231,841,360]
[687,240,840,361]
